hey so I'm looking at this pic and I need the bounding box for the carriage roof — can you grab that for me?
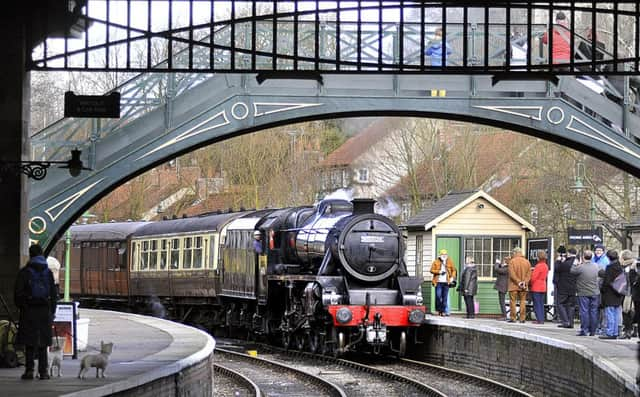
[70,221,148,241]
[130,211,250,238]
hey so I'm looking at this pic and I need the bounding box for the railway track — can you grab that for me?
[213,363,259,397]
[357,356,534,397]
[215,339,533,397]
[214,347,346,397]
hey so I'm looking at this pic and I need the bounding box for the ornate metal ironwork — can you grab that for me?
[28,1,640,76]
[0,149,88,181]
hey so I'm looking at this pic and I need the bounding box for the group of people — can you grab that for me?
[552,245,639,340]
[492,247,545,324]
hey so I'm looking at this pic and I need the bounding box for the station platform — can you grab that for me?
[422,314,640,396]
[0,309,215,396]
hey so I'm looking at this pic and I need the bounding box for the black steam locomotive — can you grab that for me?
[54,199,425,356]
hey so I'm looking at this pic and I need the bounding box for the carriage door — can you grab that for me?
[435,237,461,312]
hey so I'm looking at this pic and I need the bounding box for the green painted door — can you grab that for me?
[436,237,461,312]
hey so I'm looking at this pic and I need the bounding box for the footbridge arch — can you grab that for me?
[29,72,640,249]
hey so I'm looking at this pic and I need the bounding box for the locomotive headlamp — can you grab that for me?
[336,307,353,324]
[409,309,426,324]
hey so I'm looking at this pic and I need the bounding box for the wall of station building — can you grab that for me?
[412,323,635,397]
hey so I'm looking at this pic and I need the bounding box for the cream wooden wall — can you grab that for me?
[433,198,526,240]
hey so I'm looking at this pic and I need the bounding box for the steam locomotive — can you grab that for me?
[53,198,425,356]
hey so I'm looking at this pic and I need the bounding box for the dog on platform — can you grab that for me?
[47,337,64,378]
[78,341,113,379]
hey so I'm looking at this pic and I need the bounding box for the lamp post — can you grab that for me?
[288,130,298,204]
[570,160,595,230]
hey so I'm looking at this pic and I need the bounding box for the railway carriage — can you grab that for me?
[51,221,147,308]
[128,211,245,319]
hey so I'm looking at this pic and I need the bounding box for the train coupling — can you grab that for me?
[364,312,387,344]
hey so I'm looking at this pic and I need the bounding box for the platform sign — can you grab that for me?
[64,91,120,118]
[53,302,77,359]
[527,237,554,305]
[527,238,552,267]
[567,227,603,246]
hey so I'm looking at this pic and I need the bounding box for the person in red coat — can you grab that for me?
[542,11,571,66]
[530,250,549,324]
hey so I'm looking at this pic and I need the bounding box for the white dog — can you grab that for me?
[47,336,64,378]
[78,341,113,379]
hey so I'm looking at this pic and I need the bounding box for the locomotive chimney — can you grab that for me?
[352,198,376,214]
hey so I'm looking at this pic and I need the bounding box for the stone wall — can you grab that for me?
[410,323,636,397]
[111,355,213,397]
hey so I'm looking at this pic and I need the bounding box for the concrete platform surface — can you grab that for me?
[0,309,214,396]
[426,315,640,395]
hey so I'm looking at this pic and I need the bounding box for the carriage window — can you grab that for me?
[193,236,203,269]
[170,238,180,269]
[183,237,192,269]
[140,241,149,270]
[132,243,139,271]
[149,240,158,270]
[159,239,167,270]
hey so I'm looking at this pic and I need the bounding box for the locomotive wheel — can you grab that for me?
[293,333,305,351]
[398,331,407,358]
[282,332,291,350]
[307,331,320,354]
[335,331,345,358]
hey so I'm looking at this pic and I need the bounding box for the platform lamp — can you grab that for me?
[570,160,596,230]
[0,148,91,181]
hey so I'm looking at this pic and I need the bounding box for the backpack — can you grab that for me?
[27,267,51,304]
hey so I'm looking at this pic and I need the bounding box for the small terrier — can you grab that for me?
[48,337,64,377]
[78,341,113,379]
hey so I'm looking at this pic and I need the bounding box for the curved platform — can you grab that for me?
[418,315,639,397]
[0,309,215,396]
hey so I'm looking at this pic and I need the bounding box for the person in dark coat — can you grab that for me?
[554,247,578,328]
[458,256,478,319]
[599,250,624,339]
[493,257,509,320]
[14,244,58,380]
[631,255,640,340]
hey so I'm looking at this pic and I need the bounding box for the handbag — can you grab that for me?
[611,272,628,295]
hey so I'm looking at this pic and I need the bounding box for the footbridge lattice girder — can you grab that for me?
[27,74,640,249]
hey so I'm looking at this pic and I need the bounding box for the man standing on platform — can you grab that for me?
[507,247,531,323]
[430,249,457,317]
[593,244,610,334]
[555,247,579,328]
[571,250,600,336]
[14,244,58,380]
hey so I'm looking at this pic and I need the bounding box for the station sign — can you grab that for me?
[567,227,603,245]
[53,302,78,358]
[64,91,120,118]
[527,237,552,267]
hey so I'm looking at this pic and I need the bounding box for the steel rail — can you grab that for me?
[254,342,446,397]
[213,363,262,397]
[399,357,535,397]
[215,347,347,397]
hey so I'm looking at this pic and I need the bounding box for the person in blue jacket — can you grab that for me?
[426,28,452,67]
